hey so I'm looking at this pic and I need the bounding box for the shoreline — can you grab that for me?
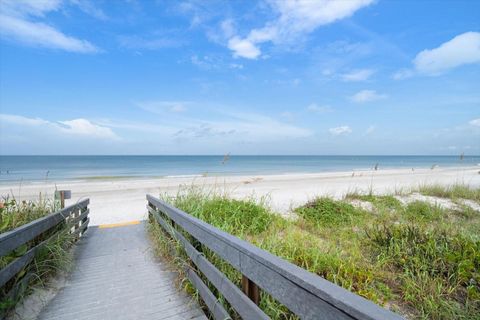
[1,166,479,226]
[1,164,478,185]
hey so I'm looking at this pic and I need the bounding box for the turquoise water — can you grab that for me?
[0,155,478,183]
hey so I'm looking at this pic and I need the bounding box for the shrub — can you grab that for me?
[295,197,365,227]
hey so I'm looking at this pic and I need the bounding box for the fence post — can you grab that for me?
[242,275,260,305]
[54,190,71,209]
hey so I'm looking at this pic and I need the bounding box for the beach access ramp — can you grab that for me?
[37,221,206,320]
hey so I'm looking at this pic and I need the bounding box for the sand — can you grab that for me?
[1,166,479,226]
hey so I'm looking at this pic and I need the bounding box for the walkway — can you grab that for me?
[38,222,206,320]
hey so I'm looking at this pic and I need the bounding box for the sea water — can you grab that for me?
[0,155,478,183]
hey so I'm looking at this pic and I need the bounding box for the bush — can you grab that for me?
[295,197,365,227]
[367,224,480,319]
[170,187,276,236]
[404,201,444,221]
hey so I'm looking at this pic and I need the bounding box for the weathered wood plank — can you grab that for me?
[149,206,269,320]
[73,218,89,238]
[147,195,403,320]
[0,247,35,288]
[0,199,89,258]
[186,268,230,320]
[1,209,90,290]
[68,209,89,227]
[37,223,206,320]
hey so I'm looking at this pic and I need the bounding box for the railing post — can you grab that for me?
[242,275,260,305]
[55,190,71,209]
[80,206,88,237]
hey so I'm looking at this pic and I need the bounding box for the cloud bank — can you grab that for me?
[414,32,480,75]
[0,0,99,53]
[350,90,387,103]
[0,114,119,140]
[226,0,374,59]
[329,125,352,136]
[394,31,480,78]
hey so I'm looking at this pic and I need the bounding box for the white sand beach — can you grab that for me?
[1,166,479,226]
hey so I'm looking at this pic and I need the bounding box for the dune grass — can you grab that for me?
[294,197,366,227]
[418,184,480,203]
[148,185,480,319]
[345,193,402,210]
[0,196,74,315]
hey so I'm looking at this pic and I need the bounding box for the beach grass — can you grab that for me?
[148,184,480,319]
[0,196,74,314]
[345,192,403,210]
[418,184,480,203]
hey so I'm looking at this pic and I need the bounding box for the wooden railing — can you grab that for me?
[147,195,403,320]
[0,199,90,312]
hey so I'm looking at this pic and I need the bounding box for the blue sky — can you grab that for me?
[0,0,479,155]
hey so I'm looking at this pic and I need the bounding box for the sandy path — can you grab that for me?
[1,166,479,225]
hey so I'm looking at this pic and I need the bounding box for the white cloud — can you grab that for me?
[229,63,244,69]
[307,103,333,114]
[105,110,311,142]
[58,119,118,139]
[393,32,480,79]
[350,90,387,103]
[70,0,108,21]
[365,125,375,134]
[228,36,261,59]
[208,112,312,140]
[0,114,119,140]
[469,118,480,126]
[0,14,99,53]
[0,0,62,17]
[0,0,99,53]
[280,111,293,119]
[221,19,235,38]
[1,110,313,153]
[0,114,49,126]
[118,35,183,50]
[392,68,414,80]
[171,104,186,113]
[137,101,189,114]
[329,125,352,136]
[341,69,375,81]
[167,111,311,143]
[414,32,480,75]
[226,0,374,59]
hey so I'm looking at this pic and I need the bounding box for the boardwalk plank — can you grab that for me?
[37,222,206,320]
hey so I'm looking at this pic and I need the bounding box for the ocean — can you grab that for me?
[0,155,478,183]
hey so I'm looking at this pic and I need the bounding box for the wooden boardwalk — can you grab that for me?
[37,222,206,320]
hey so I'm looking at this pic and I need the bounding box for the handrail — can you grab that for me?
[0,199,90,309]
[0,199,89,257]
[147,194,403,320]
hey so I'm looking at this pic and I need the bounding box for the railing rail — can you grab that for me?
[147,194,403,320]
[0,199,90,311]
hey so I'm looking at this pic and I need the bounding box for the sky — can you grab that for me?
[0,0,479,155]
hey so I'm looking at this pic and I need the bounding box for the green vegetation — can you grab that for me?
[0,197,51,233]
[171,186,276,236]
[0,197,74,315]
[367,224,479,318]
[294,197,365,227]
[403,201,445,221]
[346,193,402,210]
[148,185,480,320]
[418,184,480,203]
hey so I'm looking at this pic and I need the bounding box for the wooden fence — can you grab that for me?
[147,195,403,320]
[0,199,90,314]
